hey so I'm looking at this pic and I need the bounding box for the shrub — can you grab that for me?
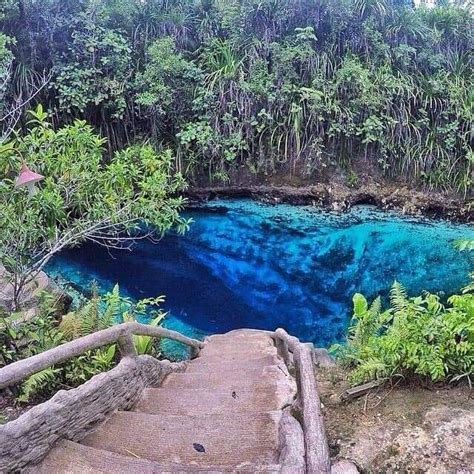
[333,282,474,386]
[0,284,167,402]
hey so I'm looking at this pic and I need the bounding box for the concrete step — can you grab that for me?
[197,343,277,359]
[161,365,286,391]
[208,329,273,340]
[32,439,281,473]
[186,355,278,373]
[134,383,292,416]
[80,411,282,466]
[191,350,280,365]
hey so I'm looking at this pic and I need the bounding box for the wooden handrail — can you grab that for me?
[0,322,204,390]
[273,328,331,474]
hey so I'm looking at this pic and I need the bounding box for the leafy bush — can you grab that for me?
[1,0,472,192]
[0,284,167,402]
[0,107,188,311]
[333,282,474,386]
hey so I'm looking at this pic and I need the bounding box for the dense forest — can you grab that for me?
[1,5,473,464]
[0,0,472,194]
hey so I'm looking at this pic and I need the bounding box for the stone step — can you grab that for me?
[80,411,282,466]
[208,329,274,340]
[192,351,280,364]
[134,383,292,416]
[186,355,278,373]
[195,349,278,363]
[207,331,273,343]
[32,439,281,473]
[161,365,286,391]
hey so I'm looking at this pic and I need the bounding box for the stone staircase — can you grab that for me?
[31,330,299,473]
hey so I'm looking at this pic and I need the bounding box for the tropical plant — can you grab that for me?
[0,0,471,193]
[60,283,167,356]
[1,283,168,402]
[16,367,61,403]
[0,106,189,310]
[333,282,474,386]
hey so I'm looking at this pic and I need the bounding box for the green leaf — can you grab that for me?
[353,293,368,317]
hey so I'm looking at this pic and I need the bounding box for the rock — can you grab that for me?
[0,264,71,315]
[42,277,73,317]
[313,348,336,368]
[328,394,342,406]
[382,406,474,472]
[184,184,472,222]
[331,459,359,473]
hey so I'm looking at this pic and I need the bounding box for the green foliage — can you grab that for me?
[0,0,471,192]
[54,12,132,119]
[59,284,115,339]
[131,315,165,356]
[17,367,61,403]
[333,282,474,386]
[60,283,167,356]
[136,37,202,126]
[1,284,167,402]
[0,32,13,114]
[0,107,188,309]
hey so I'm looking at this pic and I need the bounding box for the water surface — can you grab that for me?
[48,200,473,347]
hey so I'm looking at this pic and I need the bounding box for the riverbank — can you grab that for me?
[318,366,473,472]
[186,183,473,222]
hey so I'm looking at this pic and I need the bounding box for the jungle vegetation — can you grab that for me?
[334,281,474,386]
[0,106,188,310]
[0,284,167,401]
[0,1,472,396]
[335,241,473,386]
[0,0,472,194]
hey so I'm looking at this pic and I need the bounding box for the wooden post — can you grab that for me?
[117,333,137,358]
[293,344,331,473]
[275,328,291,367]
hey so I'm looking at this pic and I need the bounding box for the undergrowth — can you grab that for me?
[332,281,474,386]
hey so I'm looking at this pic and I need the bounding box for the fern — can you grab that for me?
[350,358,388,384]
[369,296,382,320]
[17,285,168,401]
[336,282,474,386]
[80,297,100,335]
[18,368,60,402]
[100,284,121,329]
[454,239,474,252]
[91,345,116,369]
[390,281,408,311]
[59,312,82,339]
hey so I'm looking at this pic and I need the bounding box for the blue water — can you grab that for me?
[47,200,473,347]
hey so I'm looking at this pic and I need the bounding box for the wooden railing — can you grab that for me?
[1,324,330,473]
[273,328,331,474]
[0,322,204,390]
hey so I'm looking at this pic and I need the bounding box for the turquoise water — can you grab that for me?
[47,200,473,347]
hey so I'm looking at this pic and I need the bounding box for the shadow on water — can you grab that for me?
[47,200,474,348]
